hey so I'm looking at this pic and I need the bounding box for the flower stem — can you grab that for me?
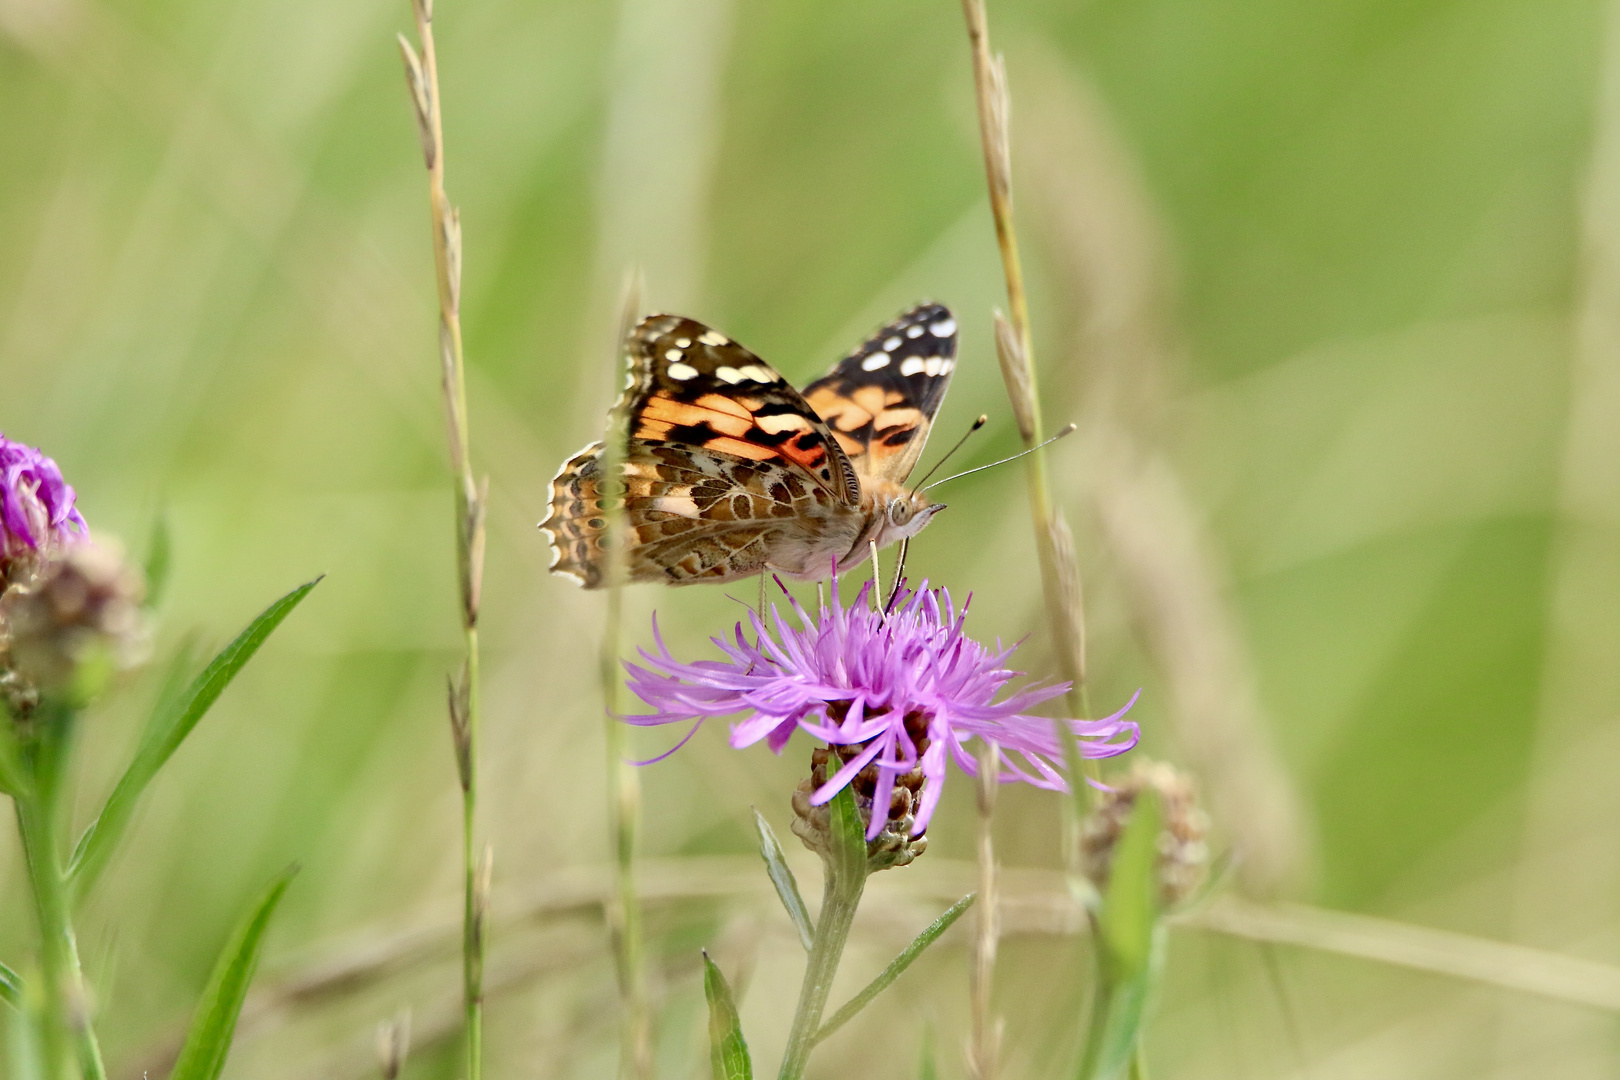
[15,707,107,1080]
[967,743,1000,1080]
[599,274,652,1080]
[777,859,867,1080]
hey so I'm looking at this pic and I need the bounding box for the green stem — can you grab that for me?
[1074,960,1113,1080]
[15,709,107,1080]
[777,857,867,1080]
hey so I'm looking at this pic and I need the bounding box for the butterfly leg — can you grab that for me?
[886,536,910,612]
[868,539,883,614]
[756,568,766,620]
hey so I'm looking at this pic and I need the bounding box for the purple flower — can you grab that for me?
[623,579,1140,839]
[1,434,87,572]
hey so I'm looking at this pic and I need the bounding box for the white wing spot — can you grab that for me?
[623,371,636,389]
[940,359,955,374]
[667,362,699,381]
[675,337,692,348]
[757,413,811,435]
[716,366,745,384]
[698,330,729,346]
[899,357,926,376]
[652,494,702,518]
[883,336,902,351]
[906,325,925,338]
[861,352,890,371]
[738,364,774,382]
[924,357,944,376]
[929,317,956,337]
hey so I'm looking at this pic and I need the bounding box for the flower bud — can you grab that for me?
[1080,759,1210,910]
[0,542,145,701]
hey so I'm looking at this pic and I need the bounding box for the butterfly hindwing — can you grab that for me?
[801,302,957,485]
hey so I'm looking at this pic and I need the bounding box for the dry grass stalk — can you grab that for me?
[397,3,489,1076]
[967,743,1003,1080]
[959,0,1093,761]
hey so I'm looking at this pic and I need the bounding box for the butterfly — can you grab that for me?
[541,302,959,587]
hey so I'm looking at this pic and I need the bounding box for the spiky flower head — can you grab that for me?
[623,579,1140,846]
[1080,758,1211,910]
[1,433,88,586]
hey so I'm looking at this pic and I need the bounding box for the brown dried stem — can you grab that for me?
[398,4,487,1078]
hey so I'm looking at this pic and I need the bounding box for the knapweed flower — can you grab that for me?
[623,579,1140,844]
[1,433,87,584]
[0,541,145,697]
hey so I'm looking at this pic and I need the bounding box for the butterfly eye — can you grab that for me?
[888,501,913,526]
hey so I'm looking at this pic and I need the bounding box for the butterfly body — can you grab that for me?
[542,304,956,588]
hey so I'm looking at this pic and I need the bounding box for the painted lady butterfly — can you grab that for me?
[541,303,959,587]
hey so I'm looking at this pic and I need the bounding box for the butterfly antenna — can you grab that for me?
[912,414,988,489]
[920,423,1078,492]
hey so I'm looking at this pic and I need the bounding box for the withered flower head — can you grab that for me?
[1080,759,1211,910]
[0,542,145,698]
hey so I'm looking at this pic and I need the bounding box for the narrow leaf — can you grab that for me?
[917,1026,937,1080]
[168,866,297,1080]
[753,808,813,951]
[0,960,21,1012]
[827,786,867,883]
[815,893,977,1045]
[702,951,753,1080]
[1085,929,1166,1080]
[144,512,172,610]
[0,719,25,799]
[1100,789,1162,979]
[69,578,321,892]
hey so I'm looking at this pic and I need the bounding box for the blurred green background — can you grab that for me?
[4,0,1619,1075]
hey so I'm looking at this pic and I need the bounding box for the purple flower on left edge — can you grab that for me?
[623,579,1140,840]
[1,434,88,573]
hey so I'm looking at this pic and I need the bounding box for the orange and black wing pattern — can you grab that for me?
[801,303,957,485]
[541,314,863,587]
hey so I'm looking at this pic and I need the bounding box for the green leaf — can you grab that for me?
[68,578,321,893]
[827,785,867,883]
[144,512,172,610]
[0,719,26,799]
[0,959,21,1012]
[753,808,813,951]
[1100,789,1162,979]
[814,892,975,1046]
[702,950,752,1080]
[1082,790,1167,1080]
[168,865,297,1080]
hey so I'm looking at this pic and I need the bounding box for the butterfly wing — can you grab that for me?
[542,314,863,587]
[801,302,958,485]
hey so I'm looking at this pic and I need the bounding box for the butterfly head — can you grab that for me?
[871,486,946,550]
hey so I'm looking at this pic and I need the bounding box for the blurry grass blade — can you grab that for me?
[918,1026,937,1080]
[1082,941,1163,1080]
[143,511,172,610]
[1100,790,1162,977]
[68,578,322,892]
[0,960,21,1012]
[6,999,42,1080]
[0,719,25,798]
[702,951,752,1080]
[814,893,976,1045]
[168,866,298,1080]
[753,808,813,951]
